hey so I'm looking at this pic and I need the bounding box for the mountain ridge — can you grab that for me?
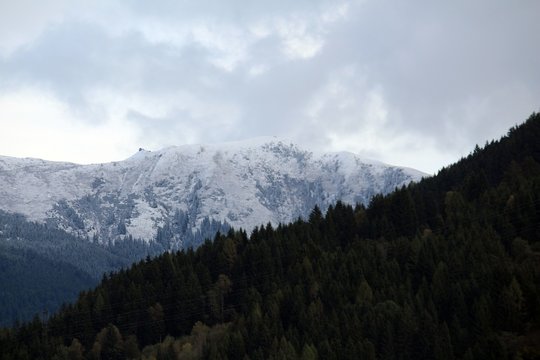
[0,137,425,248]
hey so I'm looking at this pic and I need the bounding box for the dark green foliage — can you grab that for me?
[0,210,163,326]
[2,113,540,359]
[0,246,94,327]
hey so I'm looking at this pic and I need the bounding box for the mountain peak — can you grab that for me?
[0,140,426,247]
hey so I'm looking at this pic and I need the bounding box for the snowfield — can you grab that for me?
[0,137,426,248]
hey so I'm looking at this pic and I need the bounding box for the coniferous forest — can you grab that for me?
[1,113,540,359]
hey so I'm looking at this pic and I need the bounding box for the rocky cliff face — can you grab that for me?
[0,137,425,248]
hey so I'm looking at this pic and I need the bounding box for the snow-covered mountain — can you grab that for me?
[0,137,426,248]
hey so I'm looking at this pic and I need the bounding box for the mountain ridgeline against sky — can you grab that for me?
[2,114,539,359]
[0,137,424,249]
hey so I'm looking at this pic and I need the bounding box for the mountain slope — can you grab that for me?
[0,210,164,326]
[3,114,538,359]
[0,245,94,326]
[0,137,425,248]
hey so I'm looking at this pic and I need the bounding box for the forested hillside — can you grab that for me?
[1,113,539,359]
[0,211,164,326]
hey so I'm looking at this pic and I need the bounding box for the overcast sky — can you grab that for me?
[0,0,538,173]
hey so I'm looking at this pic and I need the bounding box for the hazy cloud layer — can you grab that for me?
[0,0,538,173]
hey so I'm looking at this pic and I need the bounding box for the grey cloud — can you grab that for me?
[0,0,538,173]
[124,0,339,22]
[338,1,540,145]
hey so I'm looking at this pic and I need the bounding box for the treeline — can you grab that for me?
[1,113,540,359]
